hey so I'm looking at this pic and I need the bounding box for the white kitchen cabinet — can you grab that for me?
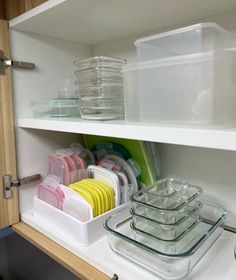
[1,1,236,279]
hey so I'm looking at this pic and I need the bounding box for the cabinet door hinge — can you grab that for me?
[0,50,35,75]
[3,174,41,199]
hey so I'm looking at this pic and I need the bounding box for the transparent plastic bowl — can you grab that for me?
[105,200,227,280]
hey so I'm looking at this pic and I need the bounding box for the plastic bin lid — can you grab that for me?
[122,49,235,72]
[134,22,234,45]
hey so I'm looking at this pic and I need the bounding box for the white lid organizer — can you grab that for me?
[32,197,127,247]
[24,165,128,247]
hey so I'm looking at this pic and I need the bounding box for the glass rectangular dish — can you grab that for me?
[75,68,123,83]
[74,56,126,71]
[80,97,124,108]
[131,203,202,241]
[133,200,202,225]
[105,200,227,280]
[131,178,203,211]
[80,106,124,120]
[79,86,124,99]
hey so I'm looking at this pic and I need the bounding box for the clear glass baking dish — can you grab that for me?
[131,203,202,241]
[105,200,227,280]
[74,56,126,71]
[31,99,80,118]
[131,178,203,211]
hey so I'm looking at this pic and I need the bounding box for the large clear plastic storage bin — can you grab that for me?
[135,23,236,61]
[123,50,236,125]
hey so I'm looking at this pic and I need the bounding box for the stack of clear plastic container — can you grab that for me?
[105,178,228,279]
[74,56,126,120]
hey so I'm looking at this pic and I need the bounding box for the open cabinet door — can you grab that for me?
[0,19,19,228]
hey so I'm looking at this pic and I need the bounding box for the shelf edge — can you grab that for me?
[12,222,110,280]
[17,118,236,151]
[9,0,66,28]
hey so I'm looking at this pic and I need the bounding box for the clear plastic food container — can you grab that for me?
[74,56,126,71]
[131,179,203,211]
[135,23,236,61]
[104,200,227,280]
[123,49,236,126]
[31,99,80,118]
[131,202,202,241]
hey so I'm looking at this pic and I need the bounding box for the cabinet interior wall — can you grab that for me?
[10,10,236,228]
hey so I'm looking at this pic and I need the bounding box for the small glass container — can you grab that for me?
[131,178,202,211]
[74,56,126,71]
[56,79,78,99]
[75,67,123,83]
[80,97,124,108]
[131,203,202,241]
[79,106,124,120]
[78,83,124,99]
[133,199,202,225]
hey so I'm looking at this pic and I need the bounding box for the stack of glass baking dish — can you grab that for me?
[105,178,228,279]
[74,56,126,120]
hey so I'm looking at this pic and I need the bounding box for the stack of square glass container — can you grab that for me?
[130,178,203,249]
[105,178,228,279]
[74,56,126,120]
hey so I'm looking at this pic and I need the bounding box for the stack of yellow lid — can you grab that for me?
[69,179,115,217]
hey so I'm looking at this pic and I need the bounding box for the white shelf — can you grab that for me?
[22,211,236,280]
[18,118,236,151]
[9,0,236,45]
